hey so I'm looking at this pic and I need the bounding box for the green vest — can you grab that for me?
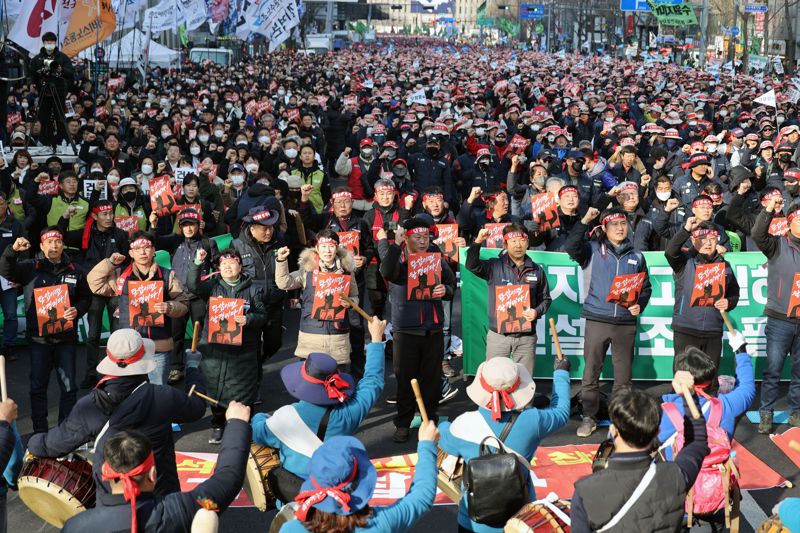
[47,195,89,232]
[114,204,147,231]
[8,188,24,222]
[291,167,325,214]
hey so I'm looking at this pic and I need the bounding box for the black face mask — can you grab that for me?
[427,146,440,157]
[121,191,137,203]
[780,153,792,163]
[571,161,584,173]
[494,139,506,147]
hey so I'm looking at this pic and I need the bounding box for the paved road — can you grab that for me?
[6,297,800,532]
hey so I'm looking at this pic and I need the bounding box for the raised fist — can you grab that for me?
[665,198,680,212]
[276,246,290,261]
[582,207,600,225]
[109,252,126,265]
[12,238,30,252]
[196,248,208,263]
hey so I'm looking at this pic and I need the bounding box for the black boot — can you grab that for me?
[2,345,17,362]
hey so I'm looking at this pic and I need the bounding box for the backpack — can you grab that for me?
[464,413,530,527]
[662,396,741,532]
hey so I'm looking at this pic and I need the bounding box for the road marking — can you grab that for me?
[740,489,769,529]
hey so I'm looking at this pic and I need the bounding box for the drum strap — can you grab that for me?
[267,405,325,458]
[532,492,571,526]
[596,461,657,533]
[316,407,332,440]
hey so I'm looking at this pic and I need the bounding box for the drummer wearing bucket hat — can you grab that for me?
[438,356,571,532]
[27,329,207,499]
[251,317,388,504]
[280,426,439,533]
[62,401,252,533]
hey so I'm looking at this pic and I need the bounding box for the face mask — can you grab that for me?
[246,163,258,172]
[427,146,440,156]
[401,131,409,139]
[225,102,233,110]
[571,161,584,173]
[656,191,672,202]
[231,174,245,186]
[21,102,28,109]
[416,113,425,120]
[393,167,407,178]
[547,135,556,143]
[44,44,55,52]
[778,115,786,125]
[533,175,546,188]
[476,128,486,137]
[121,191,137,203]
[141,164,153,174]
[532,124,541,131]
[720,110,728,117]
[190,146,201,156]
[478,159,490,169]
[277,90,286,96]
[258,136,270,144]
[210,85,218,92]
[285,148,298,159]
[214,130,224,138]
[161,131,171,139]
[178,98,187,106]
[688,121,697,126]
[199,134,209,143]
[385,149,397,159]
[706,144,718,154]
[495,138,507,147]
[780,153,792,163]
[361,148,374,158]
[202,98,210,105]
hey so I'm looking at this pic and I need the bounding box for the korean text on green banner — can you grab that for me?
[645,0,698,26]
[460,249,774,380]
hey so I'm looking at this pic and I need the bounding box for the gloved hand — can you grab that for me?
[727,331,747,353]
[554,357,571,372]
[525,220,540,234]
[185,349,203,369]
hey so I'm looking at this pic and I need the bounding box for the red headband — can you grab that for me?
[406,226,429,236]
[40,230,63,243]
[105,344,146,368]
[294,460,358,521]
[130,238,153,249]
[375,184,395,192]
[602,212,626,226]
[691,228,718,239]
[92,204,113,214]
[692,198,712,208]
[300,363,350,403]
[317,237,338,246]
[503,231,528,241]
[479,374,520,421]
[101,451,155,533]
[423,193,444,201]
[558,186,579,198]
[218,253,241,263]
[788,211,799,224]
[332,191,353,200]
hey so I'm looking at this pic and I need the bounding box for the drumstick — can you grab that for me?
[720,311,735,335]
[188,384,229,409]
[190,321,201,353]
[0,355,6,402]
[679,383,702,420]
[790,440,800,454]
[410,379,429,424]
[340,292,373,323]
[548,318,564,361]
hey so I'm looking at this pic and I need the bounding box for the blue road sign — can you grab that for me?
[520,3,545,19]
[744,3,768,12]
[620,0,650,10]
[730,26,740,36]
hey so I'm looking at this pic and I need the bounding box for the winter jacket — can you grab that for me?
[62,418,249,533]
[665,227,740,335]
[28,371,207,498]
[565,222,652,325]
[570,415,709,533]
[232,228,286,308]
[751,209,800,323]
[0,249,91,342]
[465,244,551,334]
[153,233,217,299]
[187,263,267,405]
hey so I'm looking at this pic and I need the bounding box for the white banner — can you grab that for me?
[754,89,777,107]
[83,180,108,201]
[248,0,300,51]
[178,0,209,31]
[114,0,149,30]
[406,88,428,105]
[9,0,61,55]
[142,0,177,33]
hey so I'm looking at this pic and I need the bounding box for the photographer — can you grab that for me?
[29,32,74,149]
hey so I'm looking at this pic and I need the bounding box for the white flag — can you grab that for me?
[649,32,657,48]
[754,89,777,108]
[406,89,428,106]
[9,0,61,55]
[136,24,151,83]
[178,0,209,31]
[143,0,178,33]
[249,0,300,51]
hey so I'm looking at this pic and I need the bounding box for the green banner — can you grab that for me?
[645,0,698,26]
[460,249,784,380]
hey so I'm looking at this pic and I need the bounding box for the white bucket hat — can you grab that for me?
[96,329,157,377]
[466,357,535,420]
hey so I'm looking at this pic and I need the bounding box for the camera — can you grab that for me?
[39,58,60,78]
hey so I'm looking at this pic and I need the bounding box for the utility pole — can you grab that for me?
[699,0,709,68]
[728,0,738,62]
[325,0,334,33]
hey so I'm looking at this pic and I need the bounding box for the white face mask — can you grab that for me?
[285,148,298,159]
[656,191,672,202]
[225,102,233,110]
[245,163,258,172]
[706,144,718,154]
[141,164,153,174]
[258,136,270,144]
[190,146,201,156]
[476,128,486,137]
[44,44,55,52]
[202,98,210,105]
[231,174,245,186]
[719,110,728,117]
[199,134,210,143]
[178,98,187,106]
[214,130,224,138]
[21,102,28,109]
[161,131,171,139]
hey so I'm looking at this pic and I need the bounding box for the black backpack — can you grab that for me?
[464,413,530,527]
